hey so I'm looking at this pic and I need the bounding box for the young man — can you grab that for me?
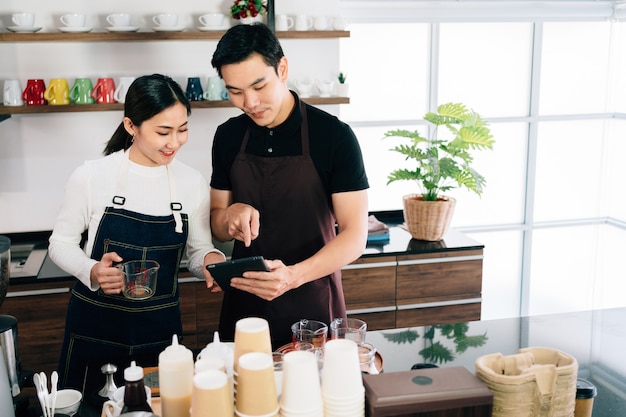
[209,23,369,347]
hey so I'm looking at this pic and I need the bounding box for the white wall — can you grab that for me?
[0,0,342,233]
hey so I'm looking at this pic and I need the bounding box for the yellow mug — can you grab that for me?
[43,78,70,105]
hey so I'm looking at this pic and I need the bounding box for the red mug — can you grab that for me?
[91,77,116,104]
[22,79,47,106]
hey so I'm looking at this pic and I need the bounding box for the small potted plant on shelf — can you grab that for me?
[384,102,495,241]
[231,0,268,24]
[336,72,349,97]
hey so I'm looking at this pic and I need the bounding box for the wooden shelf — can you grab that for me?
[0,29,350,43]
[0,97,349,119]
[0,28,350,122]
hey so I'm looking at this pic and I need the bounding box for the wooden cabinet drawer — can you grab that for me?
[396,302,481,328]
[342,256,396,310]
[396,250,483,303]
[347,311,396,331]
[1,281,72,376]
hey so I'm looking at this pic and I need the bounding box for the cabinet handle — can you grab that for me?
[346,305,396,315]
[342,261,396,270]
[397,297,482,310]
[6,287,70,298]
[397,255,483,266]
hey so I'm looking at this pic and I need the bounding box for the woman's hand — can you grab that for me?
[91,252,124,294]
[203,251,227,292]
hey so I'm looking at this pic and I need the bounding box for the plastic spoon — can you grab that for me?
[50,371,58,417]
[40,372,50,417]
[33,373,48,417]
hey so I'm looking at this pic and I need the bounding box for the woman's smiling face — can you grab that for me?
[125,102,189,166]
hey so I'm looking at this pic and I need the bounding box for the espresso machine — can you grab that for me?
[1,235,18,417]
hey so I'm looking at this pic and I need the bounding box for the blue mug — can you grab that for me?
[185,77,203,101]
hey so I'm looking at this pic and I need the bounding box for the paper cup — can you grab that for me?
[192,370,233,417]
[280,351,323,415]
[321,339,363,400]
[234,317,272,373]
[235,352,278,416]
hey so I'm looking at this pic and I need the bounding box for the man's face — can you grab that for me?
[221,53,292,129]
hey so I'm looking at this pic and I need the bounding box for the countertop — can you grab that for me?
[3,211,484,284]
[21,306,624,417]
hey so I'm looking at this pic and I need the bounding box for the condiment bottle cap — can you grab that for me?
[124,361,143,382]
[160,334,193,363]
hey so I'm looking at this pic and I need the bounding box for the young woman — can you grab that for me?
[49,74,225,389]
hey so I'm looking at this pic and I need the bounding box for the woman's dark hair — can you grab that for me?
[104,74,191,155]
[211,23,284,77]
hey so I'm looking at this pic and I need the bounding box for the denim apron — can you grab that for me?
[58,154,188,390]
[218,101,346,348]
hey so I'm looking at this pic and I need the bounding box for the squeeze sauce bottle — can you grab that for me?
[121,361,152,413]
[159,334,194,417]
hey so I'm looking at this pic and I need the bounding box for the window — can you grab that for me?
[338,0,626,319]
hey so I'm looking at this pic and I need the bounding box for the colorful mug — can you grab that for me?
[70,78,95,104]
[185,77,204,101]
[22,79,47,106]
[91,77,116,104]
[44,78,70,105]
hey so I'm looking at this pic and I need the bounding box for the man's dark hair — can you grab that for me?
[211,23,285,77]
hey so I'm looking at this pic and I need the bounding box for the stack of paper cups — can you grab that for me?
[191,370,233,417]
[279,351,323,417]
[234,318,273,375]
[235,352,279,417]
[321,339,365,417]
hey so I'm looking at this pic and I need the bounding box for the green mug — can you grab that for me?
[70,78,95,104]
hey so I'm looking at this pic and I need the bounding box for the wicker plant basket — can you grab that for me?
[475,347,578,417]
[402,194,456,241]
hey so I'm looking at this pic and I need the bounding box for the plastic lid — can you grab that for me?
[159,334,193,363]
[576,378,598,399]
[124,361,143,382]
[197,331,234,374]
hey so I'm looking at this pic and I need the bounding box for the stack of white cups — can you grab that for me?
[321,339,365,417]
[279,351,323,417]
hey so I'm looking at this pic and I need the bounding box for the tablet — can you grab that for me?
[206,256,269,290]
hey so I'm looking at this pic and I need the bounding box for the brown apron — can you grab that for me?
[218,101,346,348]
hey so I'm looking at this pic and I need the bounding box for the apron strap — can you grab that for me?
[112,150,183,233]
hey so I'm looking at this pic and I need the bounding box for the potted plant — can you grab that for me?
[231,0,268,24]
[384,102,494,241]
[336,72,349,97]
[382,323,488,366]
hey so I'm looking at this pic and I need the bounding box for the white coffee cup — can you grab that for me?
[3,80,24,106]
[276,14,293,31]
[295,14,313,31]
[333,16,347,30]
[114,76,136,103]
[199,13,225,28]
[106,13,131,27]
[153,13,179,28]
[313,16,330,31]
[60,13,87,27]
[203,76,224,101]
[12,12,35,28]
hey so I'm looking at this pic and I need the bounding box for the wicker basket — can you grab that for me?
[402,194,456,241]
[475,347,578,417]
